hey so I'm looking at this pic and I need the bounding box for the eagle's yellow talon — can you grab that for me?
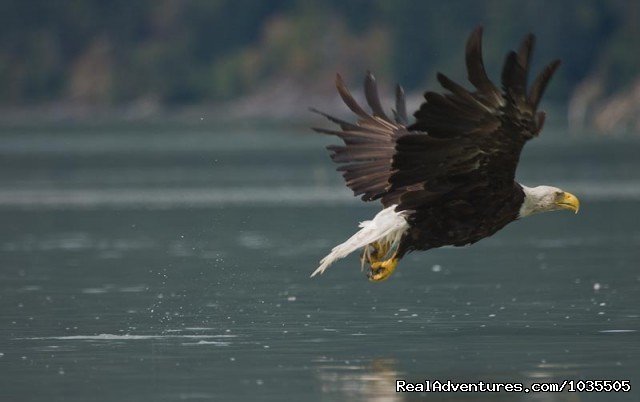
[362,241,391,268]
[368,257,399,282]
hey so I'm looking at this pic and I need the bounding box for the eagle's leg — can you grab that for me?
[373,241,390,260]
[367,253,399,282]
[360,241,390,268]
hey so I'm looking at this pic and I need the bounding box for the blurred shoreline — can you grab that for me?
[0,82,636,135]
[0,87,427,127]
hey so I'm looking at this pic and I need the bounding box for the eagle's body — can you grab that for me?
[311,28,579,281]
[400,183,524,253]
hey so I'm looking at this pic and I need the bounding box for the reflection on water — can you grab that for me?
[0,125,639,401]
[314,357,594,402]
[315,358,404,402]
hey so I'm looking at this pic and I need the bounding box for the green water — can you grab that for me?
[1,124,639,401]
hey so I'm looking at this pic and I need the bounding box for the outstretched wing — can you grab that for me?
[312,72,410,206]
[313,27,560,212]
[390,27,560,211]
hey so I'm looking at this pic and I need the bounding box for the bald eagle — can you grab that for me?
[310,27,580,281]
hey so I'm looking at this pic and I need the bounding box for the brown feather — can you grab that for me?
[364,72,392,122]
[394,85,408,125]
[335,74,370,119]
[465,26,501,105]
[528,60,561,109]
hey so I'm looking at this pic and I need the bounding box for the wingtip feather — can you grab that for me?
[465,26,501,104]
[394,84,408,124]
[528,59,562,109]
[364,71,391,122]
[335,72,370,118]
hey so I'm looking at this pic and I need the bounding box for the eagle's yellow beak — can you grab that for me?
[556,192,580,214]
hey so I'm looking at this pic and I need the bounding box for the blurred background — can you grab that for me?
[1,2,640,402]
[1,0,639,131]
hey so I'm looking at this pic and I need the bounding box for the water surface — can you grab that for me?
[1,124,639,401]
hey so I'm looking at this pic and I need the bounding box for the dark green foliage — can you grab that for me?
[0,0,637,105]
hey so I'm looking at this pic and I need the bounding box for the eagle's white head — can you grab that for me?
[519,185,580,218]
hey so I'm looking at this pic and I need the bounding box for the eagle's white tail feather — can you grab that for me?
[311,205,409,277]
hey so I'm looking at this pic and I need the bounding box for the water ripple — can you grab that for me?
[1,181,639,209]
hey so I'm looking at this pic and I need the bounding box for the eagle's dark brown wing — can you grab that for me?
[312,72,410,205]
[313,27,560,211]
[390,27,560,211]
